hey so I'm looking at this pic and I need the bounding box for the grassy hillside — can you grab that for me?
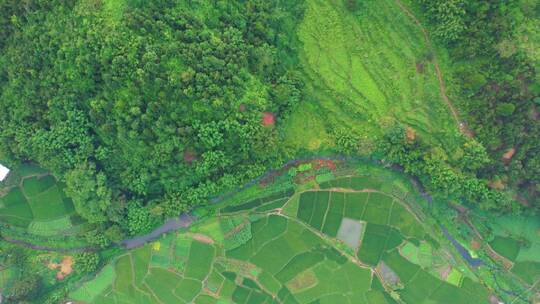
[285,0,461,152]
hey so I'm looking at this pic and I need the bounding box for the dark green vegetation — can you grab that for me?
[1,0,539,303]
[377,124,512,211]
[1,0,536,239]
[0,0,304,232]
[413,0,540,207]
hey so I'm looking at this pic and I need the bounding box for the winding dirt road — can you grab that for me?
[394,0,473,138]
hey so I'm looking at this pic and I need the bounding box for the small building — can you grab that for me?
[0,164,10,181]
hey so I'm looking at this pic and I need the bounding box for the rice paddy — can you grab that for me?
[0,164,81,236]
[70,166,492,304]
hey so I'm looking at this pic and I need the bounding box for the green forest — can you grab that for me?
[1,0,305,230]
[0,0,538,303]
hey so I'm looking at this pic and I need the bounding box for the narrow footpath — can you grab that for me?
[394,0,473,138]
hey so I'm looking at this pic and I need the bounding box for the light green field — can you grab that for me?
[0,165,79,235]
[285,0,460,151]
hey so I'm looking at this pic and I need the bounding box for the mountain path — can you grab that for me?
[394,0,473,138]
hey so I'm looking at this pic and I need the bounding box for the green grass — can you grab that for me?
[362,193,394,225]
[400,269,441,303]
[321,194,345,237]
[296,0,459,151]
[145,267,184,303]
[297,191,316,224]
[21,175,56,198]
[309,191,329,230]
[511,261,540,284]
[0,187,26,207]
[0,187,33,227]
[358,224,391,266]
[344,192,369,220]
[132,246,152,286]
[382,249,420,284]
[69,264,116,303]
[176,278,202,302]
[388,203,425,239]
[221,190,292,215]
[487,214,540,263]
[446,268,463,287]
[489,236,521,262]
[27,216,73,236]
[224,221,252,250]
[275,250,325,283]
[255,198,288,212]
[350,177,383,191]
[27,185,72,220]
[185,241,215,280]
[1,170,78,233]
[282,101,333,151]
[357,224,404,266]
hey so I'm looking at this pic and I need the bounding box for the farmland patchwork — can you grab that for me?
[70,167,491,304]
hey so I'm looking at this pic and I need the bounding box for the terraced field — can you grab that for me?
[69,167,490,304]
[0,164,83,237]
[286,0,460,150]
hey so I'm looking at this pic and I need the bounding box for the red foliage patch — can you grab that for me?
[470,239,481,250]
[183,150,197,164]
[312,160,337,171]
[262,112,275,126]
[502,147,515,161]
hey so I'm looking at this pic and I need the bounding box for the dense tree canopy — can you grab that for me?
[1,0,537,241]
[377,124,517,212]
[0,0,305,229]
[417,0,540,208]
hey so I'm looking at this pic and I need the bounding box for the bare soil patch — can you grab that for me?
[502,147,516,162]
[189,233,215,245]
[415,61,425,73]
[48,255,74,280]
[287,269,318,292]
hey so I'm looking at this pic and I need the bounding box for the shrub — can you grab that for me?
[75,252,101,274]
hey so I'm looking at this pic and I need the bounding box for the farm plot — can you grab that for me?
[0,171,77,232]
[479,213,540,286]
[489,236,521,262]
[226,214,380,303]
[70,236,214,304]
[221,188,294,214]
[69,197,488,304]
[23,176,74,220]
[382,250,489,303]
[319,176,383,191]
[69,166,493,304]
[0,187,33,227]
[71,213,395,304]
[296,189,425,252]
[290,185,489,302]
[484,214,540,263]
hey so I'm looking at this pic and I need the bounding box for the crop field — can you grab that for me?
[476,214,540,287]
[290,0,460,150]
[0,166,79,236]
[71,168,492,304]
